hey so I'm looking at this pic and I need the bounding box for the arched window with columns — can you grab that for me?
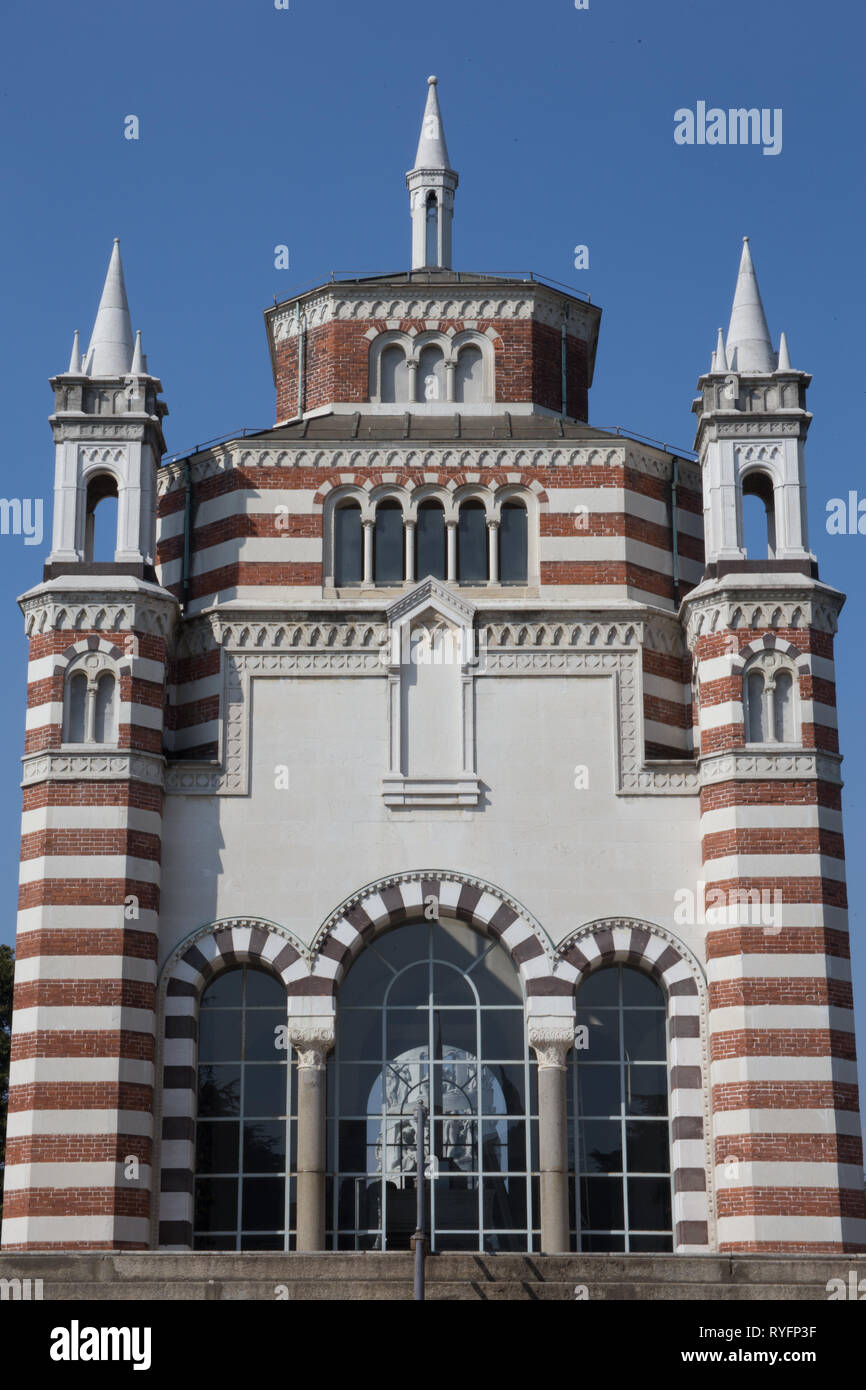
[742,650,800,745]
[62,652,119,746]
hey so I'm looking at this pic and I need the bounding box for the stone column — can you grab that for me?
[288,1018,336,1251]
[487,518,499,584]
[362,519,374,587]
[528,1019,574,1253]
[446,520,457,582]
[404,519,416,584]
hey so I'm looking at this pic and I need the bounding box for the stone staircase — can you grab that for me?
[1,1251,863,1300]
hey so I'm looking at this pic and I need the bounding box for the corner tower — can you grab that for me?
[1,244,178,1250]
[685,240,865,1253]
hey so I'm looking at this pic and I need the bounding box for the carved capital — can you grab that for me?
[528,1020,575,1070]
[287,1017,336,1069]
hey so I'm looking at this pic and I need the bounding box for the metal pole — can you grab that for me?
[413,1103,428,1301]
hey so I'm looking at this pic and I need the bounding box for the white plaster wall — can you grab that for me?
[157,673,704,970]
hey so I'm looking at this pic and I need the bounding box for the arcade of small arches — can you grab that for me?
[368,330,495,405]
[157,890,711,1258]
[328,486,532,588]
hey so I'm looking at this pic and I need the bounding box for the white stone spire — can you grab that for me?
[407,76,459,270]
[130,330,146,375]
[85,239,135,376]
[777,330,791,371]
[67,330,83,374]
[711,327,728,373]
[726,236,775,373]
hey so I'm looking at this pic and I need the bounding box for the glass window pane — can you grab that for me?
[374,501,404,584]
[387,1010,429,1056]
[196,1121,240,1175]
[577,1007,619,1061]
[65,673,87,743]
[774,671,794,741]
[481,1119,530,1173]
[432,963,474,1006]
[334,504,362,586]
[244,1065,287,1117]
[376,922,429,972]
[457,502,487,582]
[621,970,664,1007]
[198,1065,241,1118]
[194,1177,237,1232]
[201,972,243,1008]
[747,670,767,741]
[432,1010,476,1053]
[245,1009,286,1063]
[577,969,618,1006]
[336,1064,384,1116]
[388,963,428,1007]
[340,1010,383,1060]
[93,674,116,743]
[578,1119,622,1174]
[243,1120,286,1174]
[416,502,446,580]
[481,1011,525,1061]
[434,1176,479,1228]
[625,1121,670,1174]
[483,1063,531,1115]
[499,503,527,583]
[578,1064,621,1117]
[626,1176,671,1231]
[245,970,286,1008]
[579,1176,623,1231]
[623,1010,667,1062]
[340,948,390,1008]
[472,947,523,1004]
[625,1065,667,1117]
[242,1176,285,1230]
[580,1231,625,1252]
[198,1010,241,1063]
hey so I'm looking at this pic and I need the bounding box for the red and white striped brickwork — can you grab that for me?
[2,593,175,1250]
[688,589,865,1252]
[154,436,702,761]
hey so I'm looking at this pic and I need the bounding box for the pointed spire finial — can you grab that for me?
[777,331,791,371]
[413,73,453,171]
[711,327,728,373]
[725,236,775,373]
[130,330,145,375]
[67,330,82,374]
[85,239,135,376]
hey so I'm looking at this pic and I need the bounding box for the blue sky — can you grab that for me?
[2,0,865,1099]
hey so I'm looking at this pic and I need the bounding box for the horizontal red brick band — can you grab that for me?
[28,631,167,662]
[642,648,691,683]
[693,629,833,661]
[18,880,160,911]
[719,1242,865,1253]
[702,827,845,860]
[644,694,692,730]
[539,560,675,598]
[716,1187,864,1218]
[702,877,847,909]
[5,1135,153,1165]
[700,781,842,813]
[709,978,853,1009]
[709,1028,857,1061]
[711,1081,860,1112]
[713,1133,863,1166]
[22,782,163,812]
[11,1030,155,1061]
[13,980,155,1010]
[20,829,162,862]
[8,1081,152,1111]
[3,1188,151,1219]
[14,930,157,959]
[705,927,850,959]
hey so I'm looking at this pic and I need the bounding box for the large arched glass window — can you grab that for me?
[417,345,446,403]
[380,345,410,403]
[193,965,295,1250]
[455,345,483,403]
[568,966,672,1252]
[334,502,362,586]
[457,501,488,583]
[416,500,446,580]
[499,501,528,583]
[328,919,538,1252]
[374,500,404,584]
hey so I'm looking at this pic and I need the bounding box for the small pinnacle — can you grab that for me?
[428,75,437,85]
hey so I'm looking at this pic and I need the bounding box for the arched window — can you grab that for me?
[328,918,537,1252]
[498,501,528,583]
[193,965,295,1250]
[416,500,446,580]
[741,471,776,559]
[743,655,799,745]
[569,965,672,1252]
[425,192,439,267]
[334,502,362,586]
[84,473,119,563]
[455,345,483,403]
[63,658,119,746]
[417,345,445,403]
[64,672,87,743]
[93,673,117,743]
[457,501,488,583]
[374,500,404,584]
[380,345,410,404]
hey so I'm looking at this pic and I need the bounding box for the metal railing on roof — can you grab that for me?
[266,268,593,305]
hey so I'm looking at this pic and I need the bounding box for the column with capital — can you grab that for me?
[528,1018,574,1253]
[288,1017,336,1251]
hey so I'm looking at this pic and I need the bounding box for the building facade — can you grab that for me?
[2,78,864,1258]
